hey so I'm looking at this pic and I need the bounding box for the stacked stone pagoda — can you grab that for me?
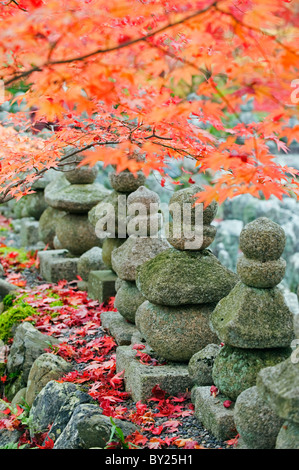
[135,185,238,362]
[209,217,294,401]
[112,185,169,323]
[38,159,109,282]
[14,170,55,249]
[87,169,147,304]
[44,160,108,255]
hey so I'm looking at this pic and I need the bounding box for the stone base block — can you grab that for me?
[116,345,192,402]
[88,270,117,304]
[193,386,236,441]
[38,249,79,283]
[101,311,138,346]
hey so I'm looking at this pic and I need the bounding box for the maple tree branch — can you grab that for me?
[3,1,218,86]
[144,39,243,123]
[215,5,299,57]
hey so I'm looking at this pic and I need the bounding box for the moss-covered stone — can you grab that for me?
[45,179,108,213]
[136,248,238,306]
[236,255,286,288]
[109,170,146,193]
[212,345,292,401]
[0,304,36,342]
[234,386,283,449]
[239,217,286,262]
[65,164,98,184]
[167,222,216,251]
[256,358,299,423]
[135,300,219,362]
[188,344,221,386]
[112,235,169,281]
[114,281,145,324]
[210,282,295,349]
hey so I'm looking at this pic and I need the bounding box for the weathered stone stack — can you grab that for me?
[87,169,146,304]
[209,217,294,401]
[112,185,169,324]
[44,162,108,255]
[38,160,109,282]
[135,185,238,362]
[15,170,55,249]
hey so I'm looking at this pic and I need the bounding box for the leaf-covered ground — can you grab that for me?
[0,215,237,450]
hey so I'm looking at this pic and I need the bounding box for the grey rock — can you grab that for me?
[38,249,79,283]
[38,207,67,247]
[0,279,18,299]
[234,386,283,449]
[109,170,146,193]
[169,185,218,225]
[56,213,102,255]
[135,301,219,362]
[112,235,170,281]
[77,247,105,281]
[26,191,48,220]
[89,190,127,236]
[45,178,108,213]
[0,429,22,448]
[239,217,286,261]
[210,282,295,349]
[11,387,27,406]
[25,353,72,406]
[136,248,238,306]
[29,380,84,436]
[54,403,136,449]
[65,164,98,184]
[167,223,216,251]
[276,421,299,449]
[114,280,145,323]
[212,345,292,401]
[6,323,61,394]
[237,255,286,288]
[47,390,95,442]
[188,344,221,386]
[101,311,138,346]
[127,185,160,209]
[256,358,299,423]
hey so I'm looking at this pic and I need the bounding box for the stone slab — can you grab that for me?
[88,270,117,304]
[116,345,192,402]
[38,249,79,282]
[101,311,138,346]
[193,386,236,441]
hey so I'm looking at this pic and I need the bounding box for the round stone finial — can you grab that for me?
[109,170,146,193]
[65,156,98,184]
[239,217,286,262]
